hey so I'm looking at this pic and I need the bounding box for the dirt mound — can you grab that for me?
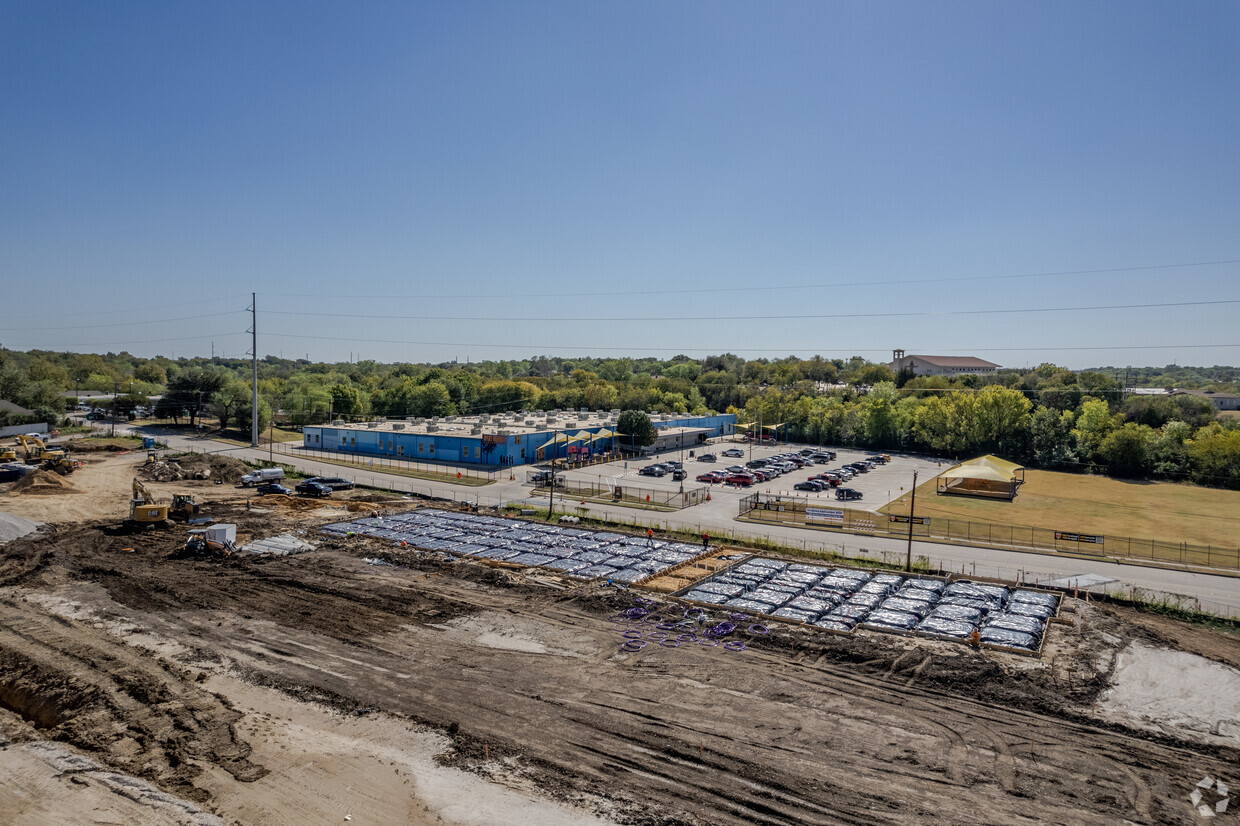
[141,453,249,484]
[9,470,77,495]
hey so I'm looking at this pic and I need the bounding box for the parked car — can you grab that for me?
[836,488,863,501]
[721,448,745,457]
[305,476,355,490]
[696,453,717,463]
[794,480,825,492]
[639,464,667,477]
[296,480,332,497]
[726,473,756,486]
[530,470,565,486]
[255,482,293,496]
[724,465,747,474]
[866,454,890,464]
[671,469,686,481]
[697,471,724,483]
[746,459,767,469]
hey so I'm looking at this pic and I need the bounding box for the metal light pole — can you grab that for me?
[905,470,918,573]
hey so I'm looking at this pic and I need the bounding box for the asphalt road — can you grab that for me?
[109,423,1240,616]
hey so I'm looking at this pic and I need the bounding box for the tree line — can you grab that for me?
[1,348,1236,488]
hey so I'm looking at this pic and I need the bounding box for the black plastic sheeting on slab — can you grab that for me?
[322,509,716,583]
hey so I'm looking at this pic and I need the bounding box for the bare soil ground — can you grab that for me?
[0,453,1238,824]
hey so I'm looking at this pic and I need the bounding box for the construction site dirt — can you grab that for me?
[0,456,1238,824]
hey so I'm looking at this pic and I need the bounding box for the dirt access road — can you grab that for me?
[1,451,1238,824]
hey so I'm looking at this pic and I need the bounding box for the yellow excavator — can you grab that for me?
[127,477,203,528]
[128,477,170,526]
[0,445,17,462]
[15,434,76,474]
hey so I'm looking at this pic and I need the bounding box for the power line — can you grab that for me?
[0,311,243,333]
[0,295,250,323]
[257,257,1240,301]
[262,331,1240,355]
[261,297,1240,324]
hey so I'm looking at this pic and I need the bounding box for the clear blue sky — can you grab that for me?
[2,1,1237,369]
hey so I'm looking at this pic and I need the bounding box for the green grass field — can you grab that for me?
[882,469,1240,551]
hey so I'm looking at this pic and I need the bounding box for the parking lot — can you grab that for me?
[558,440,945,511]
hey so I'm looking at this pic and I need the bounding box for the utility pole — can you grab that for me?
[249,293,259,447]
[905,470,918,573]
[546,426,557,521]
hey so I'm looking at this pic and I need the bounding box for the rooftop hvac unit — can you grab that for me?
[580,407,588,413]
[470,426,482,434]
[392,423,405,430]
[406,416,417,422]
[332,419,345,426]
[426,424,439,432]
[497,429,510,436]
[524,420,536,426]
[366,422,377,428]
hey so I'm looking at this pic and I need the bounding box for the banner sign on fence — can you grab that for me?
[888,515,930,525]
[807,507,844,524]
[1054,531,1104,545]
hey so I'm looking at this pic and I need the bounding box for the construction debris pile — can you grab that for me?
[141,453,249,484]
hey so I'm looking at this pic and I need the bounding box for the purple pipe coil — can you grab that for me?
[656,622,678,631]
[698,638,720,647]
[684,608,706,619]
[747,624,770,636]
[677,633,697,642]
[659,639,681,648]
[641,615,663,624]
[645,631,668,641]
[622,630,644,639]
[607,612,630,622]
[636,597,657,607]
[625,607,649,619]
[612,624,633,633]
[729,613,752,622]
[723,641,747,652]
[621,640,646,652]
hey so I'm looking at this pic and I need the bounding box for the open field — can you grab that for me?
[883,469,1240,551]
[1,451,1239,824]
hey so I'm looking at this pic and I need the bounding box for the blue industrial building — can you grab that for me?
[302,412,737,467]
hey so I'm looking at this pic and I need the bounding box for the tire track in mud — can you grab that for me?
[0,597,265,802]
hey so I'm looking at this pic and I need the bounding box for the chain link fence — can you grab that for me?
[738,492,1240,571]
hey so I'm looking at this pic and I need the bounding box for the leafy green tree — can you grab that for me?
[1148,420,1192,478]
[616,410,657,449]
[212,380,251,433]
[1071,398,1117,463]
[1099,422,1154,477]
[1027,407,1076,467]
[1187,423,1240,488]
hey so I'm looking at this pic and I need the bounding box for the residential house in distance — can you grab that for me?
[888,350,1000,377]
[1169,389,1240,412]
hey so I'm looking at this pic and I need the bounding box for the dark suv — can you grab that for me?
[836,488,863,501]
[255,482,293,496]
[296,480,332,497]
[306,476,355,490]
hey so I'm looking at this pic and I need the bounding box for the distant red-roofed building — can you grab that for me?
[888,350,1000,377]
